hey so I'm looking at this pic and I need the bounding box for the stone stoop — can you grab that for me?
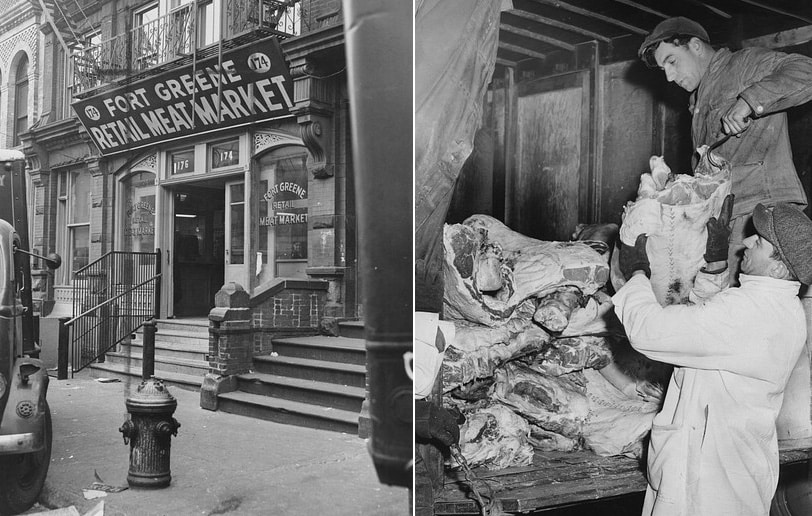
[217,320,367,434]
[89,318,209,391]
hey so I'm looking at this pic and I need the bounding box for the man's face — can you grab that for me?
[741,234,779,276]
[653,39,704,92]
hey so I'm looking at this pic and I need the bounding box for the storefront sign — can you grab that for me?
[124,199,156,237]
[260,180,307,227]
[72,37,294,156]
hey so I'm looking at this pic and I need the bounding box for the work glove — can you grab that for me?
[415,400,461,447]
[618,234,650,280]
[704,194,735,263]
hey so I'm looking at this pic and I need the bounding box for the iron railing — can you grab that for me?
[66,250,161,376]
[73,0,301,94]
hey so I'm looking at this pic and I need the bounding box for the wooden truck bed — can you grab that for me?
[434,438,812,514]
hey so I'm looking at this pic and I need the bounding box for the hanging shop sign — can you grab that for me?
[72,37,294,156]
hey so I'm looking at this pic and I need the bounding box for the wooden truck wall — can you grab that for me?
[450,50,812,235]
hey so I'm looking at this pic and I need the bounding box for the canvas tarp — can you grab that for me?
[414,0,502,310]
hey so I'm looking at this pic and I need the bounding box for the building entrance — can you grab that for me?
[172,185,225,317]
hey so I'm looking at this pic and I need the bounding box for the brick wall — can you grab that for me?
[250,280,328,354]
[207,279,328,375]
[302,0,343,33]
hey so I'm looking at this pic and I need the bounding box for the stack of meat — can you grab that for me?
[442,215,660,470]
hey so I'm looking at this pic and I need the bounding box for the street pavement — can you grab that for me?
[25,373,409,516]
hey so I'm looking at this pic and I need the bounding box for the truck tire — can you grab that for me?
[771,462,812,516]
[0,403,52,516]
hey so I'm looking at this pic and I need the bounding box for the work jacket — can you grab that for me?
[612,273,806,516]
[691,47,812,218]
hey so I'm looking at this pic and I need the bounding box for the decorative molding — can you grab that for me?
[132,153,157,173]
[299,118,333,178]
[253,131,304,155]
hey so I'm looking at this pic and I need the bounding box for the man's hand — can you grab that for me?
[415,400,461,446]
[721,98,753,136]
[705,194,734,263]
[618,234,650,280]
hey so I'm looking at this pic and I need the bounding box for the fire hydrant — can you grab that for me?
[119,377,181,488]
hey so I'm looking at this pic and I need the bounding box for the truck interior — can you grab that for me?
[416,1,812,514]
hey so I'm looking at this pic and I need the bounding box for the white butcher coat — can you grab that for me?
[612,273,806,516]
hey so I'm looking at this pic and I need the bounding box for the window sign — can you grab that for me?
[260,153,308,260]
[170,149,195,175]
[122,171,156,251]
[211,140,239,168]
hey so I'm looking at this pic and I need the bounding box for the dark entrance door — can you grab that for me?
[173,186,225,317]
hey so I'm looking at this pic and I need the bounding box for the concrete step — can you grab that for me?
[217,390,358,434]
[105,350,208,377]
[133,329,210,347]
[120,337,208,361]
[272,335,365,366]
[338,320,365,340]
[252,354,366,388]
[151,318,209,335]
[88,361,203,392]
[235,372,364,412]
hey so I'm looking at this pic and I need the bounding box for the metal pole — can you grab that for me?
[154,248,162,319]
[142,319,156,380]
[57,317,69,380]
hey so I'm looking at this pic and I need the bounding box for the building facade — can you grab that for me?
[5,0,357,330]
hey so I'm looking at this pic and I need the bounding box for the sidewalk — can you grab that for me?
[29,373,409,516]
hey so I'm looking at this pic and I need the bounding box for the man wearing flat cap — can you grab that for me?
[613,200,812,515]
[638,16,812,284]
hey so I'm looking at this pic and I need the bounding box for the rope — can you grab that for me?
[449,445,507,516]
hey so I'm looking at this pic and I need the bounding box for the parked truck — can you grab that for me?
[0,149,61,515]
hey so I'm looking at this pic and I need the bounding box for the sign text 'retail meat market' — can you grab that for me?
[72,37,293,156]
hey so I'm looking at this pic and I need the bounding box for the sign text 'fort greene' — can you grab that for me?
[72,37,293,156]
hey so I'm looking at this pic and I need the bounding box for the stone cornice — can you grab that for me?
[28,117,91,151]
[0,2,40,34]
[281,24,344,62]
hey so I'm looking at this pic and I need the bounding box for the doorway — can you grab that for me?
[172,185,225,317]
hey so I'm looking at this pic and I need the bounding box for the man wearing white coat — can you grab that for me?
[613,198,812,516]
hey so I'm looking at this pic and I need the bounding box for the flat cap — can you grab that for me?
[638,17,710,63]
[753,203,812,284]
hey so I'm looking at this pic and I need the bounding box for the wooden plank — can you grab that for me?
[501,24,577,52]
[435,442,812,514]
[505,9,613,43]
[742,25,812,49]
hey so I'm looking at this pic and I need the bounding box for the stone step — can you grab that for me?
[88,362,203,392]
[105,350,208,377]
[235,372,364,412]
[217,391,358,434]
[120,337,208,361]
[133,328,210,347]
[271,335,365,366]
[252,355,366,388]
[150,318,209,335]
[338,320,365,340]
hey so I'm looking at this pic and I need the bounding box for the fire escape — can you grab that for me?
[72,0,301,97]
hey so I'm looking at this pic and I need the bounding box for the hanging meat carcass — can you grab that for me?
[612,146,731,305]
[443,215,610,326]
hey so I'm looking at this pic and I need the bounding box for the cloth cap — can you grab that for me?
[753,203,812,284]
[638,17,709,61]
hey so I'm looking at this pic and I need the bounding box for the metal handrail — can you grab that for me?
[67,249,161,376]
[64,272,161,327]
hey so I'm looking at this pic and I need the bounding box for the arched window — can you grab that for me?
[121,171,156,252]
[257,146,309,283]
[13,56,29,146]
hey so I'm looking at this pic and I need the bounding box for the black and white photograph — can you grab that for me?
[0,0,411,514]
[415,1,812,516]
